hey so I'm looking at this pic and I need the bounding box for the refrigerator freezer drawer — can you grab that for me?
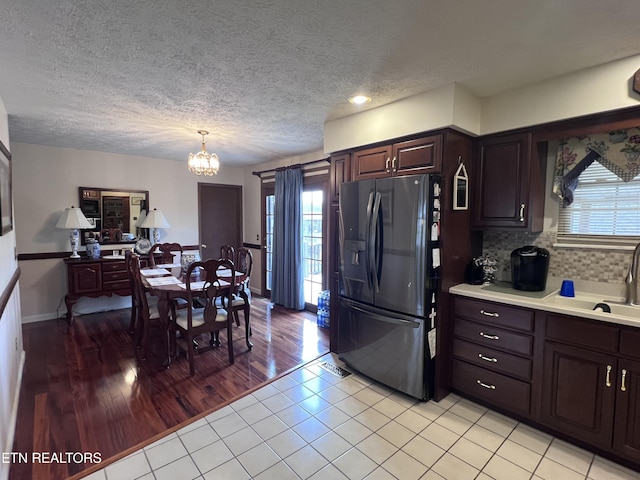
[338,298,432,400]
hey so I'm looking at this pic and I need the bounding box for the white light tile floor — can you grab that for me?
[86,354,640,480]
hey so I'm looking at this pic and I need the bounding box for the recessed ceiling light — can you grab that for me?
[348,95,372,105]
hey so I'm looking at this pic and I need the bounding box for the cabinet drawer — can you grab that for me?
[103,271,129,282]
[451,359,531,416]
[454,318,533,356]
[620,327,640,359]
[452,338,532,380]
[546,314,618,353]
[103,280,131,292]
[102,261,127,272]
[454,297,534,332]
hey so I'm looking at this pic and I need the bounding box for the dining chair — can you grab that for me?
[174,258,236,375]
[149,242,183,267]
[128,252,161,358]
[219,244,235,262]
[124,250,139,333]
[230,247,253,332]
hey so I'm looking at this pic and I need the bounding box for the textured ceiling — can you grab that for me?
[1,1,640,167]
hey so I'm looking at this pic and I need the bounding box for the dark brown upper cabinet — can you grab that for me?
[351,134,442,181]
[472,132,546,232]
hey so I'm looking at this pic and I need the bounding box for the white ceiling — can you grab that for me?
[1,0,639,167]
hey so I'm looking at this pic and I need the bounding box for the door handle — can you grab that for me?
[606,365,612,387]
[385,158,390,173]
[201,244,207,249]
[621,369,627,392]
[392,156,397,172]
[519,203,525,222]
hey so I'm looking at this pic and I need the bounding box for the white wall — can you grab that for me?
[13,143,244,321]
[0,96,24,480]
[324,55,640,152]
[324,83,481,153]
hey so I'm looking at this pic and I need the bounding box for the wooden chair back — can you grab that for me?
[149,242,183,267]
[219,245,235,262]
[184,258,235,329]
[235,247,253,278]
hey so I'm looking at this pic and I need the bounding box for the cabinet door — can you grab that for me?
[614,359,640,463]
[352,145,392,181]
[541,342,616,449]
[473,133,532,228]
[330,153,351,204]
[69,263,102,295]
[392,134,442,176]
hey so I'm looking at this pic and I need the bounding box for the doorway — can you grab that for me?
[198,183,243,259]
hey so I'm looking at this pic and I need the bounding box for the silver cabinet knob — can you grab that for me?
[201,244,207,249]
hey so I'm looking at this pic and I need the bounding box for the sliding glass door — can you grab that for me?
[261,177,327,310]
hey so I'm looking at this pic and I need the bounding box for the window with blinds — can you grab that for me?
[558,161,640,245]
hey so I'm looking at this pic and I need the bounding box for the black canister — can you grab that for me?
[511,246,550,291]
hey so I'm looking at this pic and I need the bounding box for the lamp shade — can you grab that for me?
[55,206,93,229]
[139,208,171,229]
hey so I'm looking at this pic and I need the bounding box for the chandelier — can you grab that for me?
[188,130,219,176]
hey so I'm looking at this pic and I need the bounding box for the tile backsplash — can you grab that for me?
[482,230,632,285]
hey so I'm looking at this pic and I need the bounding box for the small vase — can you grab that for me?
[86,239,101,259]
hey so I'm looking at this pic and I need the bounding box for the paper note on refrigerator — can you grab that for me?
[428,328,437,359]
[432,248,441,268]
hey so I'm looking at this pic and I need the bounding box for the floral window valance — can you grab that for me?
[553,128,640,206]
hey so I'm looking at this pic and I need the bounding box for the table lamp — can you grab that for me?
[56,206,94,258]
[140,208,171,244]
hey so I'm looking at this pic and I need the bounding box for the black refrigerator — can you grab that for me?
[338,174,441,400]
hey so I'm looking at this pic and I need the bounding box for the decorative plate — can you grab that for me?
[135,238,152,254]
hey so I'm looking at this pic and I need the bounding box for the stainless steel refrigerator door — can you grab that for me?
[373,175,429,316]
[339,179,376,305]
[338,298,430,400]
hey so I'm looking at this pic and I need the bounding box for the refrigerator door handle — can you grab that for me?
[369,192,382,293]
[342,298,420,327]
[365,191,376,291]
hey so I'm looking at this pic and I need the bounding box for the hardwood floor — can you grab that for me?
[10,296,329,480]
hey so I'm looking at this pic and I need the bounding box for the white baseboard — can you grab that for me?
[1,350,26,480]
[21,312,60,324]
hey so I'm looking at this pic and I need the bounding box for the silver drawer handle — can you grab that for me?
[478,354,498,363]
[480,310,499,317]
[479,332,500,340]
[476,380,496,390]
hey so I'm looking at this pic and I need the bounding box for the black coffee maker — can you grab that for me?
[511,246,550,291]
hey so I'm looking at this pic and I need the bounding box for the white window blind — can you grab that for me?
[558,161,640,244]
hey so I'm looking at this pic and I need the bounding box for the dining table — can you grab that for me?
[139,263,252,367]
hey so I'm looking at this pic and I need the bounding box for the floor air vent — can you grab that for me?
[318,362,351,378]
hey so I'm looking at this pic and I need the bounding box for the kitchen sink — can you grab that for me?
[543,293,640,317]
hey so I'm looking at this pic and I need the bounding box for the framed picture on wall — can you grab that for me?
[0,140,12,235]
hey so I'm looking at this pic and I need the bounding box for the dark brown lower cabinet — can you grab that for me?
[540,342,617,450]
[450,294,640,470]
[614,358,640,463]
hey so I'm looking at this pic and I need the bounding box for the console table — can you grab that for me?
[63,254,159,325]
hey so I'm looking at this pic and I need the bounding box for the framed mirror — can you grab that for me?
[78,187,150,245]
[453,161,469,211]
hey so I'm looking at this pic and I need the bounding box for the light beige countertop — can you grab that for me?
[449,278,640,328]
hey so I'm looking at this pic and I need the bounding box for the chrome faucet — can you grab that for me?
[625,242,640,306]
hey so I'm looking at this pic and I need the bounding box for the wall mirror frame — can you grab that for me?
[78,187,150,245]
[452,160,469,211]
